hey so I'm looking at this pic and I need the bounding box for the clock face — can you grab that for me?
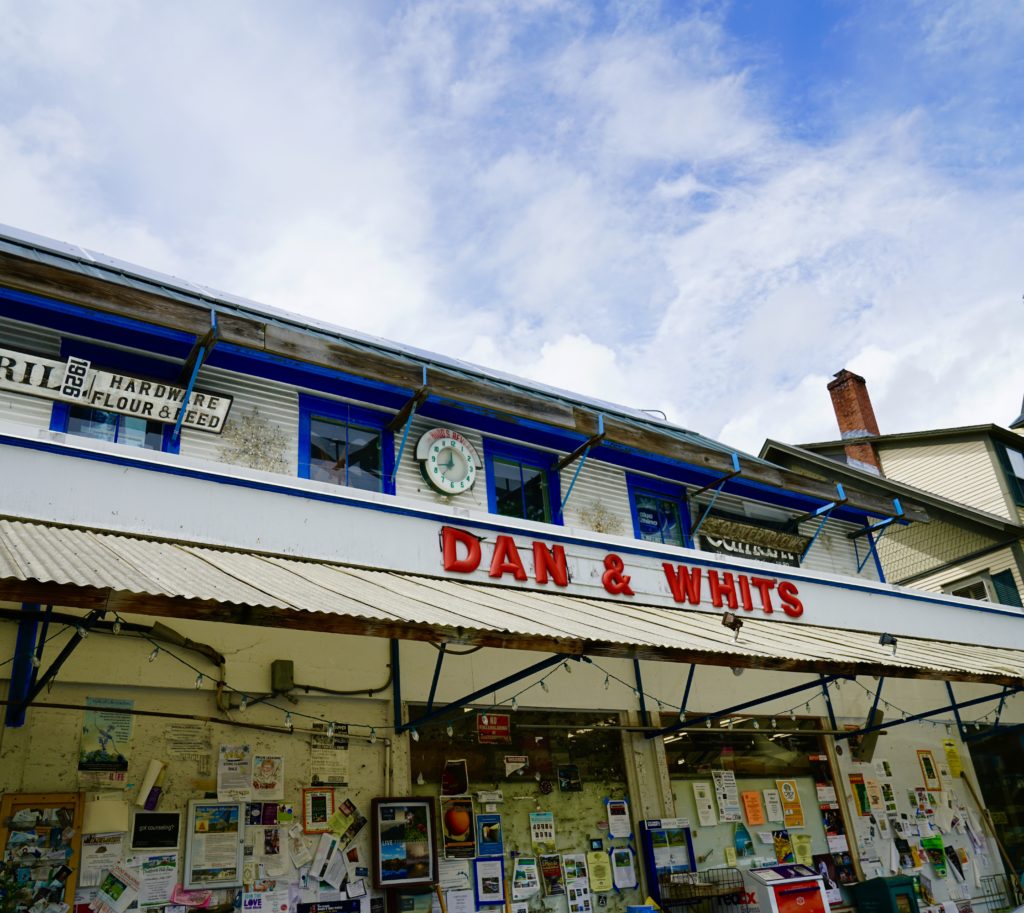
[417,429,479,494]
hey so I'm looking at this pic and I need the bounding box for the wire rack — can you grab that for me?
[978,874,1016,913]
[660,867,747,913]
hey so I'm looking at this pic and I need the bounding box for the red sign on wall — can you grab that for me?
[477,712,512,744]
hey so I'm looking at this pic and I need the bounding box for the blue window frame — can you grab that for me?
[996,443,1024,507]
[49,340,181,453]
[483,439,562,525]
[298,394,395,495]
[627,475,691,547]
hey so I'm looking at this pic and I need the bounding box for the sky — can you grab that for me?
[1,0,1022,454]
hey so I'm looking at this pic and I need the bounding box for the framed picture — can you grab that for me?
[475,856,506,906]
[303,787,336,834]
[386,887,435,913]
[917,750,941,791]
[184,799,245,889]
[371,797,438,889]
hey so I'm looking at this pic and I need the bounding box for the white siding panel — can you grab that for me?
[879,440,1010,518]
[559,459,632,537]
[911,547,1024,611]
[0,317,63,431]
[177,366,300,474]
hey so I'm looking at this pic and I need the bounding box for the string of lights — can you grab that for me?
[4,610,1006,737]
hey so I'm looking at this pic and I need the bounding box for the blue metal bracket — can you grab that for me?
[837,685,1023,740]
[427,643,446,712]
[863,677,885,731]
[13,610,103,716]
[678,664,697,717]
[391,639,403,731]
[993,686,1009,728]
[388,367,430,486]
[400,653,589,733]
[798,484,847,564]
[4,603,40,728]
[633,658,649,727]
[945,682,967,740]
[819,675,838,731]
[648,674,850,740]
[172,311,220,444]
[691,452,742,538]
[557,415,605,519]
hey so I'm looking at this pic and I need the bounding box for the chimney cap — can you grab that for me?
[827,368,867,391]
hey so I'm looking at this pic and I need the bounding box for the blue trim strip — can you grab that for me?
[558,445,589,520]
[391,639,402,731]
[819,675,837,731]
[679,664,696,716]
[2,431,1018,621]
[426,643,445,712]
[945,681,967,741]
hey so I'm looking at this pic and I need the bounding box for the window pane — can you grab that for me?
[493,459,525,518]
[118,415,164,450]
[346,425,382,492]
[308,417,382,491]
[635,492,684,546]
[309,417,349,485]
[520,465,550,522]
[67,407,118,443]
[1007,449,1024,480]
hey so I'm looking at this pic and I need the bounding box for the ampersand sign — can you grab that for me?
[601,553,634,596]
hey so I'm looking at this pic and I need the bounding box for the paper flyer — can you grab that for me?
[137,854,178,908]
[80,833,126,887]
[942,740,963,778]
[741,792,765,825]
[310,723,350,787]
[252,756,285,801]
[606,799,632,838]
[692,782,717,826]
[713,770,742,822]
[791,834,813,866]
[772,830,795,864]
[562,854,588,884]
[218,745,253,800]
[567,880,592,913]
[775,780,804,828]
[511,857,540,899]
[440,859,473,892]
[80,698,133,774]
[610,847,637,890]
[441,796,476,859]
[529,812,556,854]
[586,852,612,893]
[96,863,140,913]
[539,854,565,896]
[476,814,503,856]
[762,789,784,823]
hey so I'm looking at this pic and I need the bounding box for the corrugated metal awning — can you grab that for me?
[0,518,1020,686]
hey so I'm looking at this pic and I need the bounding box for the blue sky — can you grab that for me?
[1,0,1021,451]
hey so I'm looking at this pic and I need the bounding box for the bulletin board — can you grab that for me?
[0,791,85,913]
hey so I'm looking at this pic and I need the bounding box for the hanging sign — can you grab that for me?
[477,713,511,744]
[0,346,233,433]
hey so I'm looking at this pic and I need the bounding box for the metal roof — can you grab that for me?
[0,519,1020,686]
[0,223,769,467]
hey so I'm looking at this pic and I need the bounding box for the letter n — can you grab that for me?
[533,542,568,586]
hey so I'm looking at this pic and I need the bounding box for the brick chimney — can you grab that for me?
[827,369,883,475]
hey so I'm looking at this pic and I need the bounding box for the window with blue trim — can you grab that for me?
[996,443,1024,507]
[50,341,180,453]
[298,396,394,494]
[484,440,560,524]
[627,476,690,547]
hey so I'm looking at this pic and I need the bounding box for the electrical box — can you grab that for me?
[271,659,294,693]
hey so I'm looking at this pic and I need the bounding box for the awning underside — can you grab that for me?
[0,518,1020,685]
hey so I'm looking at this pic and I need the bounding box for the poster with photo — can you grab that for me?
[474,857,505,906]
[80,697,133,775]
[184,800,244,889]
[476,814,503,856]
[539,854,565,896]
[529,812,556,854]
[252,755,284,801]
[440,796,476,859]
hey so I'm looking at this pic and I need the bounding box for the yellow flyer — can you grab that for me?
[942,739,963,778]
[775,780,804,828]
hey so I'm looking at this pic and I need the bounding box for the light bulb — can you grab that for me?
[411,728,420,742]
[604,675,610,690]
[563,661,571,674]
[370,728,377,743]
[112,620,122,635]
[76,626,88,639]
[771,719,777,729]
[240,695,248,711]
[446,724,454,737]
[706,720,711,729]
[540,680,548,693]
[511,697,518,711]
[30,655,40,668]
[195,673,204,689]
[753,721,759,729]
[327,722,335,738]
[148,646,160,662]
[417,772,425,785]
[285,712,293,729]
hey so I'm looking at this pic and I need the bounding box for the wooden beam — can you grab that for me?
[0,250,927,522]
[0,580,1017,687]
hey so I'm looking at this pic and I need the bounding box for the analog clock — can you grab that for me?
[415,428,480,495]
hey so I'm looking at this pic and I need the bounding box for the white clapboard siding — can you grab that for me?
[177,366,300,474]
[0,316,63,430]
[559,459,632,537]
[910,547,1024,610]
[878,519,998,585]
[879,439,1010,518]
